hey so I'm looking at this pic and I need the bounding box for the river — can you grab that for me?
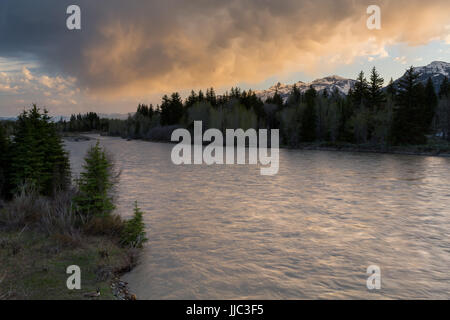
[65,134,450,299]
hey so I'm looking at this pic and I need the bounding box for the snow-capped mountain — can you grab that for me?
[255,75,356,102]
[256,61,450,102]
[394,61,450,91]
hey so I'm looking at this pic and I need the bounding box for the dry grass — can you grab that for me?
[0,186,126,248]
[0,271,7,300]
[0,229,137,300]
[0,186,79,235]
[0,187,140,300]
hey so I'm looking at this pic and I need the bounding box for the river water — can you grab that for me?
[65,134,450,299]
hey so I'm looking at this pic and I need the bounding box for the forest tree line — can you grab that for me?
[59,67,450,146]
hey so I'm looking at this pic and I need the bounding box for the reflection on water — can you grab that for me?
[65,135,450,299]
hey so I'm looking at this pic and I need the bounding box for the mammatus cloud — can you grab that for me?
[1,0,450,99]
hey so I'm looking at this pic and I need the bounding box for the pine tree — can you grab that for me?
[267,90,284,109]
[386,78,396,98]
[74,142,115,217]
[160,94,183,126]
[302,86,317,142]
[185,90,198,109]
[10,105,70,196]
[198,90,205,102]
[170,92,184,124]
[285,84,302,116]
[206,87,217,107]
[423,77,438,133]
[121,201,147,248]
[439,77,449,98]
[368,67,386,110]
[352,71,369,109]
[392,67,428,145]
[0,124,10,198]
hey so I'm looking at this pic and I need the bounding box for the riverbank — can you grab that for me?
[0,228,138,300]
[101,132,450,158]
[61,132,93,142]
[291,140,450,157]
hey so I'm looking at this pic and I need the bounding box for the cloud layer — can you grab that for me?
[1,0,450,98]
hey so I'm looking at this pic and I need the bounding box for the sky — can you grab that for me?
[0,0,450,117]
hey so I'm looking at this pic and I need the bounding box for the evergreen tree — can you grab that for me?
[287,84,302,106]
[392,67,428,145]
[148,104,155,119]
[74,142,115,217]
[266,90,284,109]
[160,93,184,126]
[137,104,149,117]
[423,77,438,133]
[439,77,449,98]
[121,201,148,248]
[185,90,198,109]
[352,71,369,109]
[337,98,354,142]
[0,124,10,198]
[170,92,184,124]
[10,105,70,196]
[386,78,396,98]
[206,87,217,107]
[302,86,317,142]
[198,90,205,102]
[368,67,386,110]
[65,112,101,132]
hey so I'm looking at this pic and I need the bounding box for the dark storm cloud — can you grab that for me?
[1,0,449,96]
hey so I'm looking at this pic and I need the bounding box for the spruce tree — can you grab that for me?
[439,77,449,98]
[352,71,369,109]
[159,95,170,125]
[170,92,184,124]
[185,90,198,109]
[368,67,386,110]
[392,67,427,145]
[74,142,115,217]
[423,78,438,133]
[0,124,10,198]
[266,90,284,109]
[302,86,317,142]
[206,87,217,107]
[286,84,302,107]
[198,90,205,102]
[160,94,183,126]
[9,105,70,196]
[386,78,396,98]
[121,201,147,248]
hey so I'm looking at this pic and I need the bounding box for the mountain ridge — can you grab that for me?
[255,61,450,102]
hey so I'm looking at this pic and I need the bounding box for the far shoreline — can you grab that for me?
[66,132,450,158]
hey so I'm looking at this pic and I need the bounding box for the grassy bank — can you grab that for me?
[0,188,143,300]
[0,229,137,300]
[0,107,147,300]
